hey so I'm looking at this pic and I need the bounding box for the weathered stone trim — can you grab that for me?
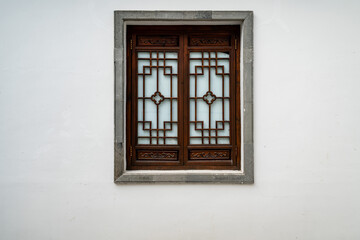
[114,11,254,184]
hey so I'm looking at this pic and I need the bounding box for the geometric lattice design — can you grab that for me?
[151,91,165,105]
[203,90,217,105]
[189,51,230,145]
[137,51,178,145]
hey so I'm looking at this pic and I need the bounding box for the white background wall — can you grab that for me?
[1,0,360,239]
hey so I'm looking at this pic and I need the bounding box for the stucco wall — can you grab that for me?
[1,0,360,239]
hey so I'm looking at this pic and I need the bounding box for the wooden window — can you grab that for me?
[126,25,240,170]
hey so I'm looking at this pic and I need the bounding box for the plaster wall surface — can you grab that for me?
[0,0,360,239]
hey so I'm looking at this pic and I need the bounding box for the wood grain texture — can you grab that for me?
[137,35,179,47]
[189,150,230,160]
[189,36,230,46]
[137,150,178,161]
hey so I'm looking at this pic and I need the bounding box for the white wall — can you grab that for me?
[1,0,360,239]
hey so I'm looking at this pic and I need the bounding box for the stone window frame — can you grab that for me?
[114,11,253,184]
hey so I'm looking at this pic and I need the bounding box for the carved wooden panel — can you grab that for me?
[189,36,230,46]
[137,150,178,161]
[189,150,230,160]
[137,35,179,47]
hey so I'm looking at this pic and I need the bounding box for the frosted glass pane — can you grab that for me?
[210,100,223,128]
[217,138,230,144]
[189,76,195,97]
[172,76,178,97]
[217,59,229,73]
[138,52,150,58]
[138,76,143,97]
[158,68,168,96]
[218,122,230,144]
[196,70,209,97]
[166,60,177,74]
[189,100,195,121]
[157,71,177,98]
[172,100,178,120]
[138,123,150,137]
[137,59,149,74]
[190,138,202,144]
[217,52,230,58]
[196,100,209,128]
[189,123,202,137]
[224,99,230,121]
[159,100,170,124]
[138,100,143,121]
[144,70,156,97]
[165,52,178,59]
[138,138,150,144]
[218,122,230,136]
[145,99,156,128]
[166,124,177,137]
[224,76,230,97]
[190,60,201,74]
[190,52,202,58]
[166,138,178,145]
[210,68,222,97]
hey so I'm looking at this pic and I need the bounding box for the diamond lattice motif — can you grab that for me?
[151,91,165,105]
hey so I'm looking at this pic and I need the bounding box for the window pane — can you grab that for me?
[137,51,178,145]
[189,52,231,145]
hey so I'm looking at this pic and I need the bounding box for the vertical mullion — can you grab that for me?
[218,52,222,145]
[166,51,170,145]
[156,51,159,145]
[131,33,137,165]
[230,33,236,165]
[208,51,211,144]
[235,30,241,168]
[142,53,146,143]
[200,51,203,144]
[182,32,188,165]
[149,50,152,144]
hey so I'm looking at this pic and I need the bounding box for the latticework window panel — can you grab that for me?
[126,26,240,170]
[189,51,231,145]
[137,51,178,145]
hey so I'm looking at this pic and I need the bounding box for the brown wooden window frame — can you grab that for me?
[126,25,240,170]
[114,11,254,184]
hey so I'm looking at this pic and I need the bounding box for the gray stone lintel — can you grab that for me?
[114,11,254,184]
